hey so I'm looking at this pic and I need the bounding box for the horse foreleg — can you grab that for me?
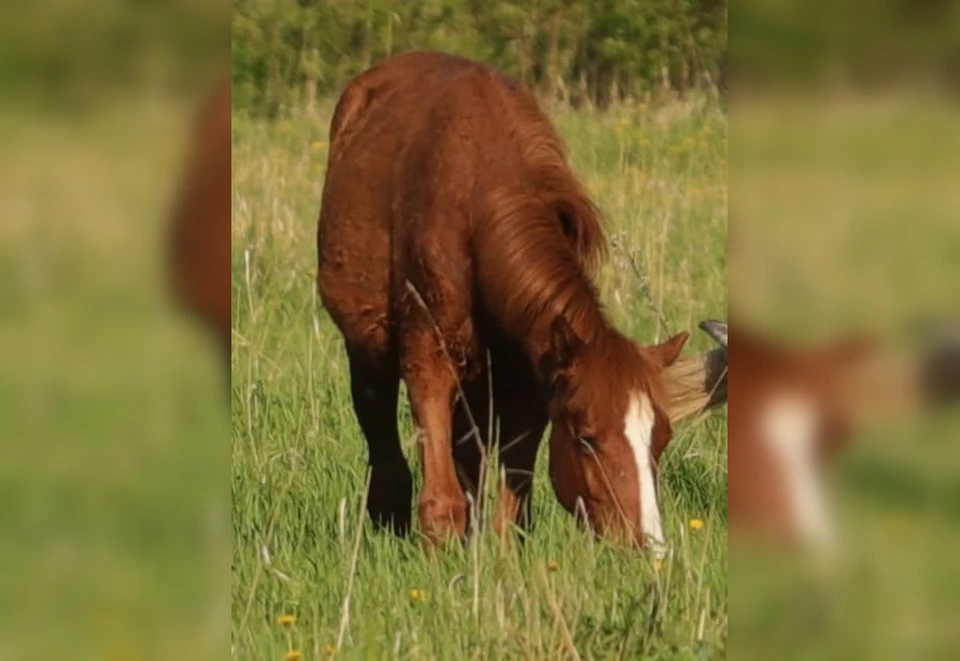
[451,378,492,535]
[491,388,548,540]
[404,351,469,550]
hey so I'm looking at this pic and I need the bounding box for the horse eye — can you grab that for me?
[577,435,598,453]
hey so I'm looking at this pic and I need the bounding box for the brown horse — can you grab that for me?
[317,52,719,552]
[168,75,232,368]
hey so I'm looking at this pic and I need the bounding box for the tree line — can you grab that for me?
[232,0,727,115]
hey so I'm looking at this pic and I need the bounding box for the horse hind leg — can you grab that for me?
[348,354,412,536]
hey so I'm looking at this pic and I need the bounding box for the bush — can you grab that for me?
[231,0,726,116]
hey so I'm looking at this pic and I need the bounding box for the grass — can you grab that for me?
[231,95,728,660]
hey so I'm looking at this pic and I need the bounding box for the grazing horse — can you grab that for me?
[168,76,232,369]
[714,318,960,552]
[317,52,720,552]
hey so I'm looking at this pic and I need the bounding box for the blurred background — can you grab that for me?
[730,1,960,659]
[0,1,228,659]
[12,0,960,657]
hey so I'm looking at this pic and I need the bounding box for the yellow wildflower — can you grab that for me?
[277,614,296,626]
[285,651,302,661]
[689,518,704,531]
[547,560,560,572]
[409,589,427,602]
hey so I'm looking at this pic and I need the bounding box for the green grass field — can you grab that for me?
[231,96,728,660]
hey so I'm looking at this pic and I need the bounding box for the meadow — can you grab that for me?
[231,95,728,660]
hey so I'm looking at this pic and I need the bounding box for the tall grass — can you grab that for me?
[231,95,728,659]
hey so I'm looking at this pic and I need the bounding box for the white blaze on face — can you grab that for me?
[624,393,665,556]
[761,392,835,553]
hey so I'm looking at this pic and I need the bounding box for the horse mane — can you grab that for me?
[472,93,610,353]
[502,87,608,272]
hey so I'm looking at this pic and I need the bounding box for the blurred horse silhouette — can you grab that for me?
[713,317,960,553]
[167,76,231,371]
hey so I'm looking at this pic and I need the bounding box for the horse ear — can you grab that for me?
[549,316,584,372]
[647,331,689,369]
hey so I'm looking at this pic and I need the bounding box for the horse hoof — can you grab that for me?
[418,495,468,547]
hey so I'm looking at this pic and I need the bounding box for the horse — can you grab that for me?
[167,75,232,371]
[715,317,960,553]
[317,51,724,552]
